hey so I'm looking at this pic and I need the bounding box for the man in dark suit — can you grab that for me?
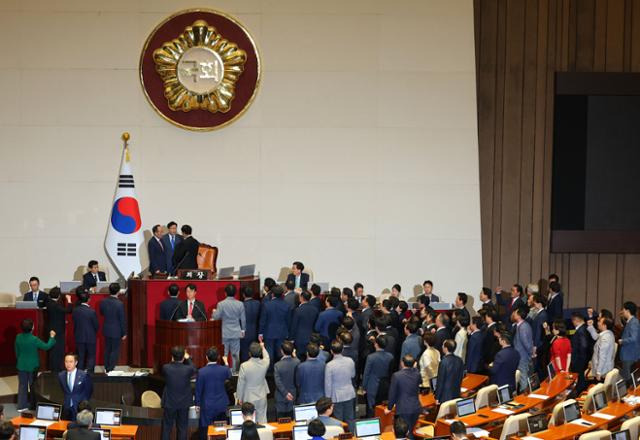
[482,310,502,370]
[495,284,527,324]
[569,312,592,397]
[466,316,485,373]
[159,284,181,321]
[477,287,494,312]
[385,355,422,439]
[434,340,464,404]
[72,291,99,372]
[274,341,300,418]
[454,292,471,324]
[195,347,231,440]
[22,276,48,307]
[434,314,452,354]
[174,284,207,321]
[66,409,100,440]
[148,224,167,275]
[290,291,319,358]
[296,343,326,404]
[362,335,394,416]
[417,280,439,308]
[547,282,564,324]
[241,287,260,362]
[82,261,106,290]
[172,224,200,271]
[285,261,309,291]
[527,294,549,378]
[489,331,520,393]
[58,353,93,420]
[161,346,196,440]
[99,283,127,373]
[45,287,72,372]
[308,284,324,312]
[161,221,183,275]
[259,286,291,367]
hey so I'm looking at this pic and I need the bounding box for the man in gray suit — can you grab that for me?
[324,340,356,423]
[212,284,246,374]
[236,341,270,423]
[274,341,300,418]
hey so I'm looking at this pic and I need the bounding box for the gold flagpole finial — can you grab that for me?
[122,132,130,144]
[122,132,131,161]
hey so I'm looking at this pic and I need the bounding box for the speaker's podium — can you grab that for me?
[155,319,221,370]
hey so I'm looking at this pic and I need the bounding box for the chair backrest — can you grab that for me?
[197,244,218,273]
[323,425,344,439]
[257,428,274,440]
[621,415,640,440]
[515,370,521,391]
[583,383,605,413]
[578,430,611,440]
[436,398,461,420]
[141,390,162,408]
[613,343,619,359]
[604,368,621,400]
[550,399,577,426]
[475,384,498,409]
[499,413,531,440]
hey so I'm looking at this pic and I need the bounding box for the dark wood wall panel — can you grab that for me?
[474,0,640,311]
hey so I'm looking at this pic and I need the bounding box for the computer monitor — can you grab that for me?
[497,384,512,404]
[226,428,242,440]
[18,426,46,440]
[95,408,122,426]
[456,398,476,417]
[547,362,556,380]
[36,403,61,421]
[91,429,112,440]
[354,418,382,438]
[528,373,541,392]
[616,379,628,401]
[563,402,581,423]
[592,391,607,412]
[217,267,234,279]
[292,424,311,440]
[527,413,549,434]
[632,368,640,389]
[238,264,255,278]
[294,404,318,422]
[429,377,437,392]
[229,408,243,426]
[611,430,631,440]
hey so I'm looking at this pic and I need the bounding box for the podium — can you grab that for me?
[155,320,221,370]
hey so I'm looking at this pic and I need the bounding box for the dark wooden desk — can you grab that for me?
[208,421,355,439]
[155,320,221,369]
[11,417,138,440]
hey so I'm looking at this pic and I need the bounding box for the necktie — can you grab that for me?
[171,235,175,250]
[188,301,193,317]
[68,373,74,405]
[94,274,98,283]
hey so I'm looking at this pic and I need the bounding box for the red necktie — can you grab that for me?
[188,301,193,317]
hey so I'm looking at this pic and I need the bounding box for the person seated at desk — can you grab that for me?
[240,421,260,440]
[82,260,106,290]
[0,421,15,440]
[159,284,181,321]
[173,284,207,321]
[22,276,48,308]
[66,410,100,440]
[240,402,273,440]
[450,421,468,440]
[67,401,100,429]
[307,419,326,440]
[286,261,309,292]
[314,397,343,428]
[394,418,410,440]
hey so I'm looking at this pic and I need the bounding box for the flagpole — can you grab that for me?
[122,132,130,148]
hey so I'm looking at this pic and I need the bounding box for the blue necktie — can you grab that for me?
[171,235,175,250]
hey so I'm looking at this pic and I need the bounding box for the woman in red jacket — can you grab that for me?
[549,319,571,373]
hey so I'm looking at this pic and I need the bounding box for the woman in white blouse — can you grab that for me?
[419,332,441,387]
[453,312,469,362]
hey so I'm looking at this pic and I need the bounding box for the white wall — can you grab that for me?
[0,0,482,301]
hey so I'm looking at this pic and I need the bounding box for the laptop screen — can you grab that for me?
[527,414,548,434]
[563,402,580,423]
[292,425,311,440]
[547,362,556,380]
[91,429,111,440]
[355,418,381,438]
[95,408,122,426]
[36,403,61,421]
[611,430,631,440]
[229,410,243,426]
[294,404,318,422]
[456,398,476,417]
[593,391,607,412]
[632,369,640,389]
[528,373,541,392]
[227,428,242,440]
[616,379,628,401]
[19,426,46,440]
[497,385,512,404]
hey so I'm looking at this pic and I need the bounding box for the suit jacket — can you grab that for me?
[489,346,520,392]
[274,356,300,411]
[496,293,527,323]
[46,298,72,333]
[290,303,319,351]
[161,234,183,274]
[66,428,100,440]
[619,316,640,362]
[174,299,207,322]
[162,359,196,409]
[482,323,501,366]
[529,308,549,349]
[58,369,93,417]
[325,354,356,403]
[172,236,200,270]
[23,291,48,308]
[309,296,324,313]
[513,320,533,363]
[15,332,56,372]
[148,237,167,274]
[358,307,374,334]
[296,357,325,404]
[99,296,126,339]
[243,299,261,343]
[72,304,99,344]
[159,297,181,321]
[195,363,231,414]
[283,291,297,309]
[434,326,452,353]
[314,308,344,343]
[387,367,422,414]
[237,345,270,402]
[435,353,464,403]
[400,333,423,363]
[82,271,106,289]
[547,293,564,324]
[570,324,592,369]
[286,273,309,290]
[465,330,485,373]
[213,297,246,339]
[418,294,440,308]
[259,298,291,340]
[592,329,615,377]
[362,350,394,400]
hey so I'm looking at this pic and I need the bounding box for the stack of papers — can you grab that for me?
[528,394,549,400]
[467,427,490,438]
[591,413,615,420]
[569,419,595,426]
[106,371,135,377]
[492,408,514,415]
[30,421,56,427]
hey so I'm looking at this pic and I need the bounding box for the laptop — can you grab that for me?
[456,398,476,417]
[15,301,40,309]
[217,267,234,279]
[95,408,122,426]
[229,408,243,426]
[615,379,628,401]
[547,362,556,381]
[227,428,243,440]
[429,377,437,392]
[35,403,61,421]
[632,368,640,389]
[611,430,631,440]
[18,426,46,440]
[292,424,311,440]
[238,264,255,278]
[92,429,112,440]
[563,401,581,423]
[528,373,541,393]
[527,413,549,434]
[355,418,381,440]
[294,404,318,422]
[497,384,512,405]
[592,390,607,412]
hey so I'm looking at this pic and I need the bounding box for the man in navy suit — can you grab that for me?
[513,307,534,391]
[362,335,394,416]
[296,343,325,404]
[527,294,549,378]
[285,261,309,291]
[290,291,319,358]
[314,296,344,347]
[495,284,527,324]
[161,346,196,440]
[72,291,99,372]
[195,347,231,440]
[161,221,183,275]
[385,355,422,439]
[417,280,439,307]
[466,316,485,373]
[434,340,464,404]
[547,282,564,324]
[489,331,520,393]
[58,353,93,420]
[148,224,167,275]
[172,225,200,271]
[159,284,181,321]
[82,261,106,290]
[99,283,127,373]
[569,312,592,397]
[240,287,260,362]
[619,301,640,384]
[22,276,48,307]
[433,314,452,354]
[259,285,291,367]
[308,284,324,312]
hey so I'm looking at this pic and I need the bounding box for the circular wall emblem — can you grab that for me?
[140,9,261,131]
